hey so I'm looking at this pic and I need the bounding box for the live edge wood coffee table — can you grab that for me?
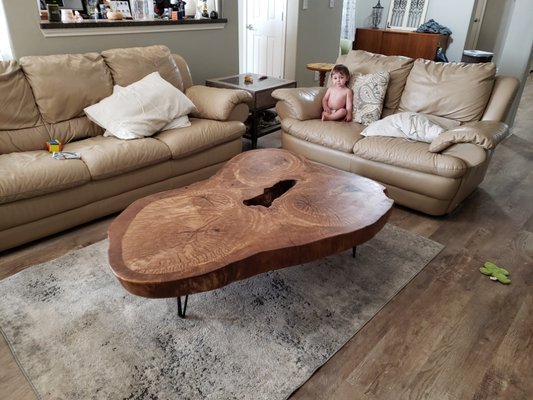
[108,149,393,317]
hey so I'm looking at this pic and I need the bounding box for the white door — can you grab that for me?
[243,0,286,78]
[465,0,487,50]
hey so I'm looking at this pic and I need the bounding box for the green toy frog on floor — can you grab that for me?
[480,261,511,284]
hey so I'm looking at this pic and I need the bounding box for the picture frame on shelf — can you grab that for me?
[386,0,429,31]
[109,1,132,19]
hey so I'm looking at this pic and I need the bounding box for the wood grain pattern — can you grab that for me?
[108,148,393,298]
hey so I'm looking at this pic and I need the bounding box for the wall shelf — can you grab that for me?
[40,18,227,37]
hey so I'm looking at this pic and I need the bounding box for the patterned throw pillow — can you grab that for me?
[350,71,390,125]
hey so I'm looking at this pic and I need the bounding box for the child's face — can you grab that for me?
[331,72,347,87]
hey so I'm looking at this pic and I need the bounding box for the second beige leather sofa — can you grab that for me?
[273,50,519,216]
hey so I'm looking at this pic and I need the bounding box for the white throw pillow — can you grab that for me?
[85,72,197,140]
[102,86,192,137]
[351,71,390,125]
[103,115,191,138]
[160,114,191,131]
[361,112,461,143]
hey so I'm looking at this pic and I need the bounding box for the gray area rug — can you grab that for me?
[0,224,442,400]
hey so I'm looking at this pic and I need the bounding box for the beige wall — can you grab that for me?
[492,0,533,125]
[4,0,531,125]
[295,0,344,87]
[476,0,509,53]
[3,0,240,85]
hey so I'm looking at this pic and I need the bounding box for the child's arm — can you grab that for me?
[322,89,331,113]
[345,88,353,122]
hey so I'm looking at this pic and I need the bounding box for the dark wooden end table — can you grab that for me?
[206,73,297,149]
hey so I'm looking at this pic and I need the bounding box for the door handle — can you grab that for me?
[247,24,254,30]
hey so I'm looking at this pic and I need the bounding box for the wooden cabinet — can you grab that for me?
[353,28,449,61]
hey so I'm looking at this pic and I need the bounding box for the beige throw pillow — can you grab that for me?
[338,51,414,112]
[351,71,390,125]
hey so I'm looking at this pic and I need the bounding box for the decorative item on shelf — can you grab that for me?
[161,7,171,19]
[210,10,218,19]
[130,0,153,20]
[107,10,124,19]
[170,0,178,20]
[46,4,61,21]
[98,4,106,18]
[185,0,196,17]
[214,0,222,18]
[86,0,99,19]
[371,0,383,29]
[177,0,186,19]
[74,10,84,22]
[108,1,132,18]
[195,0,208,19]
[60,8,75,22]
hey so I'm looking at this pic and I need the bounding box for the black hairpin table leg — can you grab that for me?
[177,295,189,318]
[352,246,357,258]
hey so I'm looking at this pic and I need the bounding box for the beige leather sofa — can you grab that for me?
[0,45,251,252]
[273,50,519,216]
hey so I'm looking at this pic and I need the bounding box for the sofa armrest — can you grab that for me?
[185,85,252,122]
[272,87,327,121]
[481,75,519,122]
[428,121,509,153]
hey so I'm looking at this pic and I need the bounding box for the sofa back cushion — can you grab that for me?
[0,61,49,154]
[19,52,113,144]
[101,45,184,91]
[398,59,497,122]
[337,50,415,114]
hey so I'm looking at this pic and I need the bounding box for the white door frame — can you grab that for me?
[465,0,488,50]
[238,0,298,80]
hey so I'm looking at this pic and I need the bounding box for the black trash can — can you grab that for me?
[462,50,494,63]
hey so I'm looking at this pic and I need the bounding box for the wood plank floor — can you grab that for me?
[1,77,532,399]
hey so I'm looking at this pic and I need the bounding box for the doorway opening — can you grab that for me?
[465,0,487,50]
[238,0,297,79]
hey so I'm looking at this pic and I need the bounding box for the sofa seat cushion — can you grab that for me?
[154,118,245,159]
[281,118,364,153]
[352,137,473,179]
[64,135,171,180]
[0,151,90,204]
[398,59,496,122]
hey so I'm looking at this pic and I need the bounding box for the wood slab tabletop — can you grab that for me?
[108,149,394,298]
